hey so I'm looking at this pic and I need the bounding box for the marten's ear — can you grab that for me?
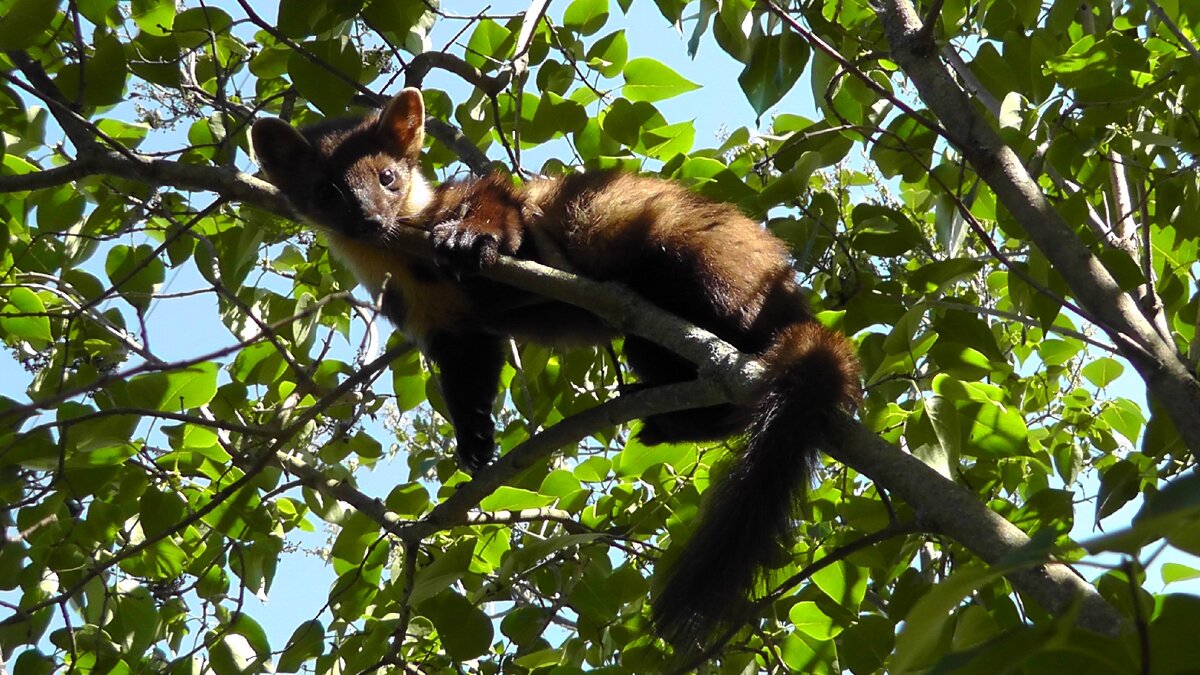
[377,87,425,162]
[251,118,312,185]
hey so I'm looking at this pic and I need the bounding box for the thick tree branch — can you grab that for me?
[939,45,1113,241]
[0,160,93,192]
[828,415,1124,634]
[871,0,1200,455]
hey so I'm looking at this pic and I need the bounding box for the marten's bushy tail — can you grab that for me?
[650,321,861,653]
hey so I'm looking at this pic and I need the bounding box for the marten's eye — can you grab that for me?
[379,168,396,187]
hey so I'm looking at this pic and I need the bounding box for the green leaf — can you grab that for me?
[139,486,188,536]
[96,119,151,149]
[1081,357,1124,388]
[773,118,854,169]
[228,614,271,661]
[851,204,925,257]
[1149,595,1200,674]
[1044,35,1151,103]
[104,244,165,312]
[290,291,320,346]
[65,441,138,468]
[998,91,1026,131]
[409,542,474,605]
[85,34,129,106]
[1,287,52,343]
[870,113,937,183]
[77,0,117,26]
[13,650,56,675]
[288,38,361,115]
[789,601,840,640]
[622,58,700,102]
[0,0,62,49]
[540,469,582,498]
[564,0,609,35]
[928,342,994,380]
[1103,397,1144,443]
[1096,459,1141,521]
[125,363,219,412]
[758,151,821,208]
[574,456,611,481]
[1038,338,1082,366]
[614,436,694,477]
[479,486,555,511]
[1139,473,1200,522]
[49,625,119,662]
[141,537,187,579]
[501,606,548,647]
[173,6,235,49]
[58,402,137,455]
[929,375,1029,458]
[131,0,175,36]
[840,615,894,674]
[602,97,666,146]
[277,620,324,673]
[738,31,809,116]
[421,591,493,661]
[34,186,85,234]
[1085,473,1200,554]
[55,32,129,108]
[1162,562,1200,586]
[586,30,628,77]
[893,566,1002,672]
[780,632,833,672]
[361,0,429,34]
[465,20,513,70]
[536,59,576,94]
[209,631,262,675]
[908,259,984,293]
[642,120,695,160]
[812,560,868,609]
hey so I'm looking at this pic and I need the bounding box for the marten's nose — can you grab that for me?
[363,213,387,229]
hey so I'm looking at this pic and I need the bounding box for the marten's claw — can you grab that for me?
[455,437,496,475]
[430,220,499,277]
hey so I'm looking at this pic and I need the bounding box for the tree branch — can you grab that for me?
[399,379,728,542]
[870,0,1200,455]
[828,414,1124,634]
[234,0,492,175]
[403,51,508,95]
[0,160,94,192]
[1146,0,1200,65]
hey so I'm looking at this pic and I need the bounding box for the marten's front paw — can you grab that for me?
[455,435,496,475]
[430,219,500,277]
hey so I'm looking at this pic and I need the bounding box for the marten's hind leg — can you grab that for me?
[622,336,748,444]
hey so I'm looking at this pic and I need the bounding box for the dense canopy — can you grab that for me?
[1,0,1199,672]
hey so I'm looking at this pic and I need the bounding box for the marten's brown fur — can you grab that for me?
[251,88,861,655]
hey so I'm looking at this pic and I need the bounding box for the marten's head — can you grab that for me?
[250,88,433,241]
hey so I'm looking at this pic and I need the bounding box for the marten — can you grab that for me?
[251,88,861,654]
